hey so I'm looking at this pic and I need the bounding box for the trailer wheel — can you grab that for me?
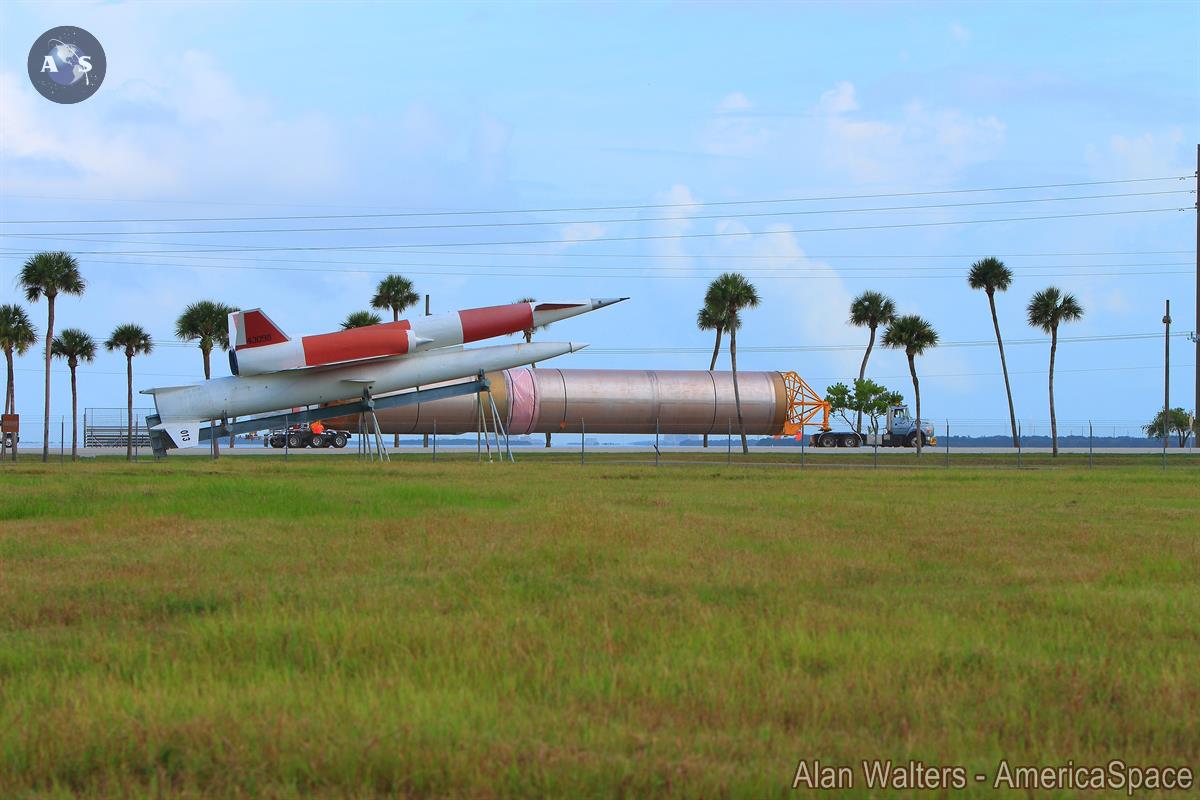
[311,435,328,448]
[840,433,862,448]
[270,438,283,449]
[818,432,838,448]
[332,434,348,448]
[287,433,302,448]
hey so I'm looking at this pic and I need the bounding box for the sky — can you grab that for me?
[1,0,1197,441]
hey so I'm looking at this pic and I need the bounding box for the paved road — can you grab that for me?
[45,445,1200,458]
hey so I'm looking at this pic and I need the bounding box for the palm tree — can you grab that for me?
[514,297,553,447]
[50,329,96,461]
[105,324,153,461]
[0,305,37,460]
[341,311,382,330]
[848,291,896,434]
[705,273,760,454]
[19,251,86,462]
[371,275,420,322]
[697,302,727,448]
[1026,287,1083,457]
[882,315,939,456]
[968,257,1018,447]
[177,300,238,456]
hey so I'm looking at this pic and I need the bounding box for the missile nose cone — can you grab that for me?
[569,342,589,352]
[590,297,629,309]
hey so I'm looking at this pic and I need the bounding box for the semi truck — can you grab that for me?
[808,403,936,448]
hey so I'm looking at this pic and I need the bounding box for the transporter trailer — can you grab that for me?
[779,373,936,448]
[265,423,350,449]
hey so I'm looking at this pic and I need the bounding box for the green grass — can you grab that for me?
[1,457,1197,798]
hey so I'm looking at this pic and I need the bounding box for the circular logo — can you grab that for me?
[27,26,106,104]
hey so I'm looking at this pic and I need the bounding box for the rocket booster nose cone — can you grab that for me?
[569,342,590,352]
[590,297,629,309]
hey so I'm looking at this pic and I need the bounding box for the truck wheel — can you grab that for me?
[841,433,862,448]
[287,433,302,448]
[332,434,348,448]
[818,432,838,448]
[270,438,283,449]
[905,432,919,448]
[311,435,327,448]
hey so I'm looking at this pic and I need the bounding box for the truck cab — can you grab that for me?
[884,404,934,446]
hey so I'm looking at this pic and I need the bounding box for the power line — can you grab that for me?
[2,245,1190,261]
[585,331,1193,355]
[2,190,1189,236]
[16,361,1195,382]
[0,207,1186,254]
[3,174,1192,224]
[134,330,1191,351]
[4,255,1188,282]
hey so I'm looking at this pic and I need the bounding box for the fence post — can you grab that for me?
[432,420,437,463]
[944,420,949,468]
[580,419,585,465]
[655,417,660,468]
[1088,420,1093,470]
[726,418,731,465]
[1016,421,1021,469]
[60,417,64,464]
[801,424,806,469]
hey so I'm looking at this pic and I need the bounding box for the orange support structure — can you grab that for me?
[780,371,831,439]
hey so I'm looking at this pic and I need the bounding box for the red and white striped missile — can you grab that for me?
[229,298,627,376]
[143,298,625,448]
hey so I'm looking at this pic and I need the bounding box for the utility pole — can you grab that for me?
[1193,144,1199,445]
[1163,299,1171,454]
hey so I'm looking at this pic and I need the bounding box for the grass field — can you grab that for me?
[1,456,1197,798]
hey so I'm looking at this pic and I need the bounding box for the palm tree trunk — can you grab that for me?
[70,364,78,461]
[125,353,133,461]
[855,324,876,434]
[4,348,13,415]
[4,348,13,460]
[394,306,401,449]
[730,327,748,454]
[908,353,922,457]
[42,297,55,462]
[1048,325,1058,457]
[988,293,1018,447]
[203,347,220,459]
[703,326,723,448]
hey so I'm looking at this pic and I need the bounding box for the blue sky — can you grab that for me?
[1,1,1197,439]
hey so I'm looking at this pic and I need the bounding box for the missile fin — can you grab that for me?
[151,421,203,449]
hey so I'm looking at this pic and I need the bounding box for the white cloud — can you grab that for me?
[1085,129,1187,178]
[651,184,701,267]
[816,83,1006,183]
[716,91,753,113]
[817,81,859,115]
[0,50,344,200]
[561,222,606,244]
[949,22,971,44]
[699,92,771,156]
